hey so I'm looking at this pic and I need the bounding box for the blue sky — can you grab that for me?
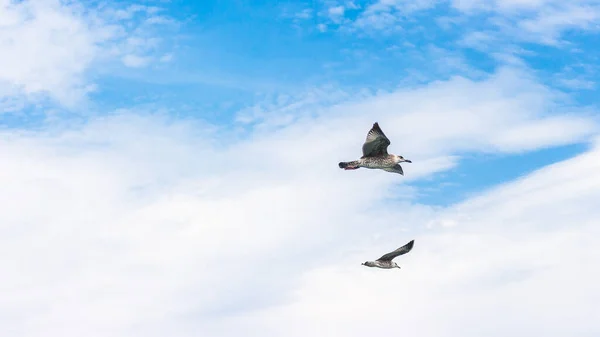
[1,0,600,336]
[84,0,600,115]
[63,0,600,203]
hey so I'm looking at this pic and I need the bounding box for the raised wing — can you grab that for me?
[376,240,414,262]
[361,122,391,158]
[383,164,404,175]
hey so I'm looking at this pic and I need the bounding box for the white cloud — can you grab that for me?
[122,54,151,68]
[1,65,598,336]
[477,2,600,46]
[551,63,599,91]
[556,78,596,90]
[328,5,346,23]
[199,136,600,337]
[494,2,600,46]
[295,8,313,20]
[159,53,174,63]
[364,0,440,14]
[236,67,597,156]
[330,0,600,50]
[516,4,600,45]
[459,31,499,50]
[329,5,345,15]
[0,0,177,108]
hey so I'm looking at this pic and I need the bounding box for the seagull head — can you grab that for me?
[393,262,401,269]
[394,155,412,163]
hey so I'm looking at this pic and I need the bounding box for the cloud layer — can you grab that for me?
[1,63,598,336]
[2,1,599,336]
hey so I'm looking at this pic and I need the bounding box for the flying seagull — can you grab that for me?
[338,122,412,175]
[362,240,414,269]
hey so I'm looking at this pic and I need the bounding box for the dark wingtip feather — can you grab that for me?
[372,122,384,134]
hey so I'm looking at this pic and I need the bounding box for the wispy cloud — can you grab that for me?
[0,0,178,109]
[311,0,600,55]
[482,3,600,46]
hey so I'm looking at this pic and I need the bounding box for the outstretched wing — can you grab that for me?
[376,240,414,262]
[383,164,404,175]
[362,122,391,158]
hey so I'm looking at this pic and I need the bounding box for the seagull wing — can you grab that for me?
[376,240,414,262]
[361,122,391,158]
[383,164,404,175]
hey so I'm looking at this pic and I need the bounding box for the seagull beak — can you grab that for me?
[404,159,412,163]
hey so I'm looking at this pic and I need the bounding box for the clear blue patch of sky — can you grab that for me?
[405,142,591,206]
[519,35,600,108]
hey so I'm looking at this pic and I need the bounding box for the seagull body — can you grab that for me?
[339,122,411,175]
[362,240,414,269]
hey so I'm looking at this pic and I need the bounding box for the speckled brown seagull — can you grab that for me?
[362,240,414,269]
[338,122,412,175]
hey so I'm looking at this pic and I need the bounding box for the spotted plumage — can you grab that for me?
[362,240,414,269]
[339,122,412,175]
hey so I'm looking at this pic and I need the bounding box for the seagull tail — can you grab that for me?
[339,161,360,169]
